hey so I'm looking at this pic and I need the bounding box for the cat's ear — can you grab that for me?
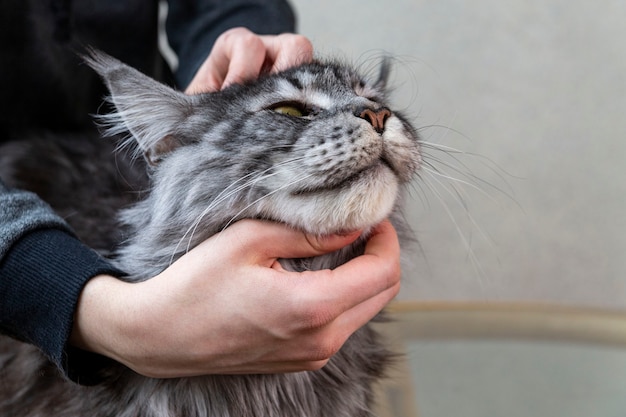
[373,56,392,91]
[84,49,194,165]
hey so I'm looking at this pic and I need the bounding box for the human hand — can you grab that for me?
[70,219,401,378]
[185,27,313,94]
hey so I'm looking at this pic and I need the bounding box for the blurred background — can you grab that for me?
[290,0,626,307]
[288,0,626,415]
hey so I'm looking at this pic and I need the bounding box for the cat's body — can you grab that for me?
[0,51,420,417]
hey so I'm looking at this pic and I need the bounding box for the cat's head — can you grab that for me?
[87,50,420,240]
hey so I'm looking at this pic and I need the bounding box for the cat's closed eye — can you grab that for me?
[270,101,310,117]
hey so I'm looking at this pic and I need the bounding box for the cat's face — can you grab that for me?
[89,53,420,237]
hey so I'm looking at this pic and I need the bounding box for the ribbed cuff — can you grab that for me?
[0,228,125,383]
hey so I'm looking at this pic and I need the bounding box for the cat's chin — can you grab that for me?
[262,164,400,236]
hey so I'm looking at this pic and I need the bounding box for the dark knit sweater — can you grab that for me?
[0,0,296,382]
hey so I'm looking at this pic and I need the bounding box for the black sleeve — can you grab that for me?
[0,229,126,383]
[0,182,125,384]
[166,0,297,88]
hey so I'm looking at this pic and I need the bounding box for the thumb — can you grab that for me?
[299,230,363,259]
[230,219,362,261]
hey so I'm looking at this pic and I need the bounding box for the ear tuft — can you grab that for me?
[374,56,392,91]
[84,48,194,164]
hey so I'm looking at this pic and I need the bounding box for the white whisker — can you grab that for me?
[219,171,316,233]
[421,169,489,283]
[422,164,498,206]
[209,169,317,249]
[168,156,308,265]
[421,147,520,209]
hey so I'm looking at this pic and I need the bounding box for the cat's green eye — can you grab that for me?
[273,105,304,117]
[270,102,309,117]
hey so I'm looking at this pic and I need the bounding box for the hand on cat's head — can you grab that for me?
[185,27,314,94]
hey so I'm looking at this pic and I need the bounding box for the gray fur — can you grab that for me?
[0,51,421,416]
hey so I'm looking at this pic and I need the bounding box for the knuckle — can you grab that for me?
[220,26,250,39]
[313,339,342,361]
[389,258,402,284]
[379,253,402,289]
[219,27,262,49]
[297,36,314,55]
[289,311,347,362]
[297,303,336,331]
[301,333,343,363]
[290,285,338,331]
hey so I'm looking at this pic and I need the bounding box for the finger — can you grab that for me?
[334,281,400,335]
[226,219,362,263]
[220,37,267,88]
[185,28,267,93]
[185,52,227,94]
[300,220,401,315]
[259,34,314,73]
[339,219,401,293]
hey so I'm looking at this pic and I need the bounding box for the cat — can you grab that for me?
[0,50,421,417]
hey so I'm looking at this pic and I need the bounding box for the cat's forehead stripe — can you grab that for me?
[274,78,335,110]
[285,75,303,90]
[307,92,334,109]
[275,78,300,96]
[296,70,317,86]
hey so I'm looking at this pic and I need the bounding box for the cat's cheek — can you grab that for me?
[381,117,422,181]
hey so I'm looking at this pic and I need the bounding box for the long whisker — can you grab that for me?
[421,163,499,207]
[218,170,316,234]
[421,146,520,208]
[207,169,317,250]
[168,156,308,264]
[421,168,489,283]
[421,139,521,189]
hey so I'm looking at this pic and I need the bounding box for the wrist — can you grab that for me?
[69,274,133,365]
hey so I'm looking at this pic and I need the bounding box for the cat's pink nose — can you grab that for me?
[358,108,391,134]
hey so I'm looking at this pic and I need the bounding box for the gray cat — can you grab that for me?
[0,51,421,417]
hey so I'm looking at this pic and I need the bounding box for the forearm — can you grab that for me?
[166,0,297,87]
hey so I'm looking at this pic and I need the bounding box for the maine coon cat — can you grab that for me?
[0,50,421,417]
